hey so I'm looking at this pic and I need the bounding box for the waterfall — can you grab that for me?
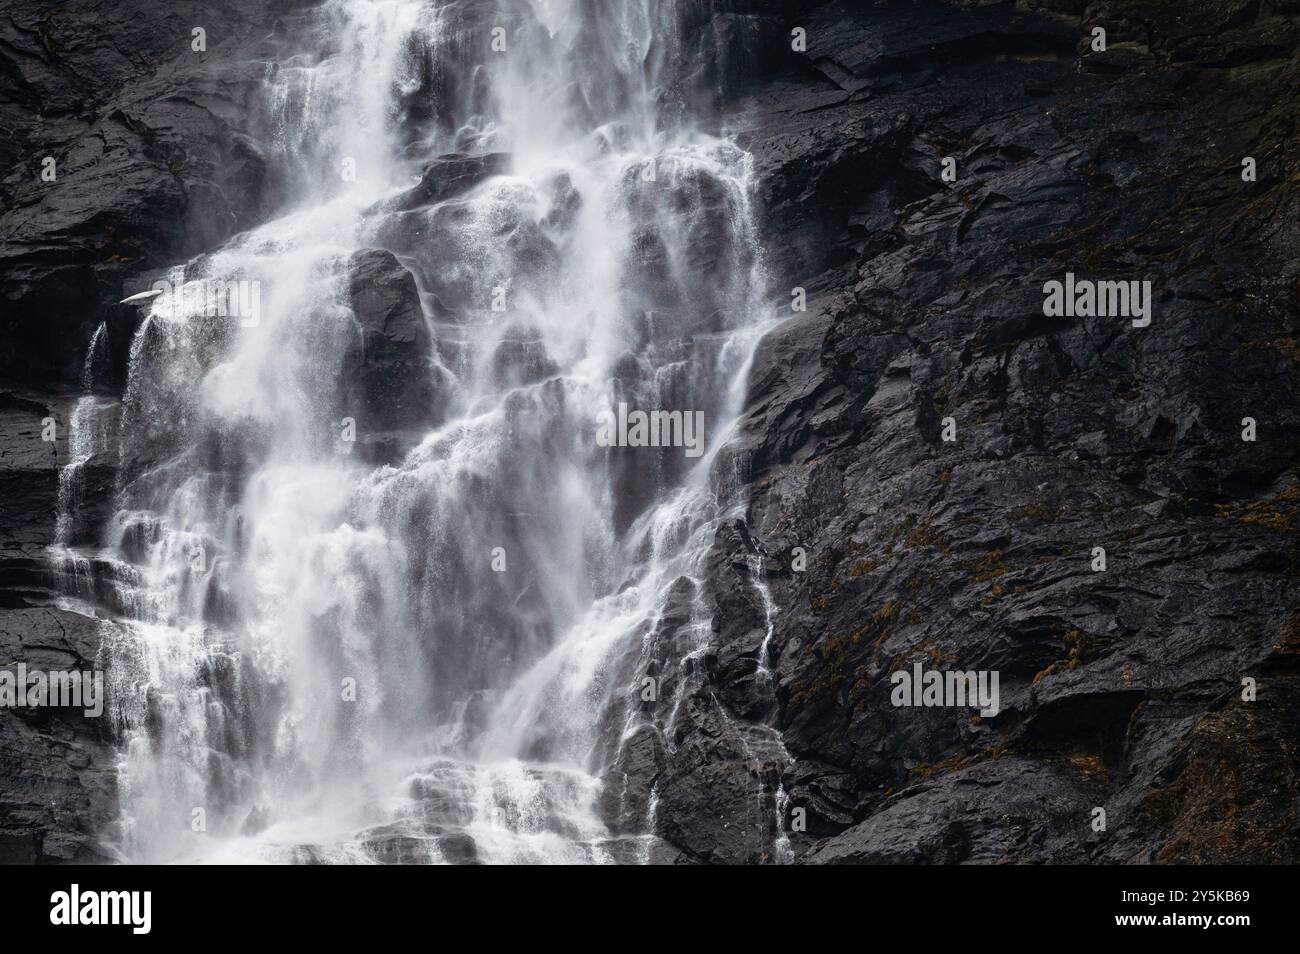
[83,0,774,864]
[52,320,118,598]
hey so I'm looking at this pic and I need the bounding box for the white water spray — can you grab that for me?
[61,0,779,864]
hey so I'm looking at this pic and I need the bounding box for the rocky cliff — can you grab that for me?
[2,0,1297,863]
[720,0,1300,864]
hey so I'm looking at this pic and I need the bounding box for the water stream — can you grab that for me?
[53,0,778,864]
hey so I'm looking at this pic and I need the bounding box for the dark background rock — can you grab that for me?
[712,0,1300,864]
[0,608,118,863]
[344,248,442,432]
[0,0,299,389]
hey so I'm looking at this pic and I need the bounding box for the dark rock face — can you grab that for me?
[376,152,510,214]
[0,396,58,588]
[344,248,441,432]
[1,0,1297,865]
[0,608,117,863]
[694,0,1300,863]
[0,0,297,389]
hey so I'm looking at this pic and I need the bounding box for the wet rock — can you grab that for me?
[0,394,58,568]
[703,520,777,722]
[436,831,481,865]
[726,0,1300,866]
[1121,673,1300,864]
[359,826,433,864]
[0,608,117,863]
[598,724,667,835]
[0,0,290,388]
[490,328,560,390]
[343,248,440,430]
[802,758,1094,864]
[651,687,788,864]
[376,152,510,215]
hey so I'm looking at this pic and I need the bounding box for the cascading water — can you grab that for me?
[59,0,780,863]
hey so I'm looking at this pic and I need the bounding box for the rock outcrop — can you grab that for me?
[344,247,441,432]
[706,0,1300,863]
[0,607,117,862]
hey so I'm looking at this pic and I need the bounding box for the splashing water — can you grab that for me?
[70,0,778,863]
